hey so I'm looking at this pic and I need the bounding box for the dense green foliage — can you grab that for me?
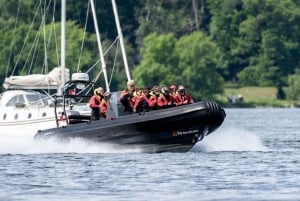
[1,0,300,100]
[286,69,300,100]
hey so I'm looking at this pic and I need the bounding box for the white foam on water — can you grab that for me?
[0,129,142,154]
[192,127,268,152]
[1,126,268,154]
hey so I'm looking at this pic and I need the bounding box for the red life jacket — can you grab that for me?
[176,92,193,105]
[143,94,157,108]
[89,95,102,108]
[157,94,175,107]
[120,89,135,108]
[100,100,110,115]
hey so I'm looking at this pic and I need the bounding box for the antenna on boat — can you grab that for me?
[111,0,131,81]
[60,0,66,95]
[90,0,110,92]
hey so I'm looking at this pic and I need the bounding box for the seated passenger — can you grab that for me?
[157,86,176,109]
[133,87,157,112]
[120,80,135,113]
[170,85,177,96]
[175,85,194,105]
[142,88,157,111]
[149,86,161,110]
[132,88,143,113]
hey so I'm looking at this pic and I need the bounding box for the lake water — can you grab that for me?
[0,108,299,201]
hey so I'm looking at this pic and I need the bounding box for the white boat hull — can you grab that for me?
[0,107,58,137]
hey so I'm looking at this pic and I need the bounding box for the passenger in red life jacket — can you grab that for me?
[150,86,161,110]
[157,86,176,109]
[142,88,157,111]
[169,84,177,104]
[100,92,113,119]
[133,87,157,112]
[132,88,143,113]
[170,85,177,96]
[120,80,135,113]
[89,87,104,120]
[176,85,194,105]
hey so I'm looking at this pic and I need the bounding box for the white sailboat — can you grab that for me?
[0,0,72,136]
[0,0,131,136]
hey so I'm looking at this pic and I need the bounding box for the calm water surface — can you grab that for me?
[0,108,299,201]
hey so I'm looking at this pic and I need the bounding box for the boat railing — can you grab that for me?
[53,78,95,127]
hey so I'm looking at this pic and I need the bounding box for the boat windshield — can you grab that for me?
[5,94,26,107]
[26,94,49,106]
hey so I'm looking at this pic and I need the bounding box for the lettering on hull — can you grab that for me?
[172,129,200,137]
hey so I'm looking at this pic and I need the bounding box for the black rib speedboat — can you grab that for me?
[34,74,226,153]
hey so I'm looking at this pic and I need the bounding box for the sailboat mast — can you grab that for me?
[111,0,131,81]
[60,0,66,94]
[90,0,110,92]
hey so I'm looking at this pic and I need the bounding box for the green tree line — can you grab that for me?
[1,0,300,100]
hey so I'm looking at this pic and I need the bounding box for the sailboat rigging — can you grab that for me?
[0,0,89,136]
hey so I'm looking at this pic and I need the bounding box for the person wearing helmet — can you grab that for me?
[148,85,161,110]
[157,86,176,109]
[175,85,194,106]
[132,87,142,113]
[170,85,177,95]
[169,84,178,104]
[99,92,113,119]
[89,87,104,120]
[132,87,157,112]
[142,87,157,111]
[120,80,135,113]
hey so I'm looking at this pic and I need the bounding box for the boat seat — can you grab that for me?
[65,110,90,124]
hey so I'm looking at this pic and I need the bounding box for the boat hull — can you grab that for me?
[35,101,226,153]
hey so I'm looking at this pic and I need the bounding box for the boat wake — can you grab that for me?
[191,127,268,152]
[1,126,266,154]
[0,131,143,155]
